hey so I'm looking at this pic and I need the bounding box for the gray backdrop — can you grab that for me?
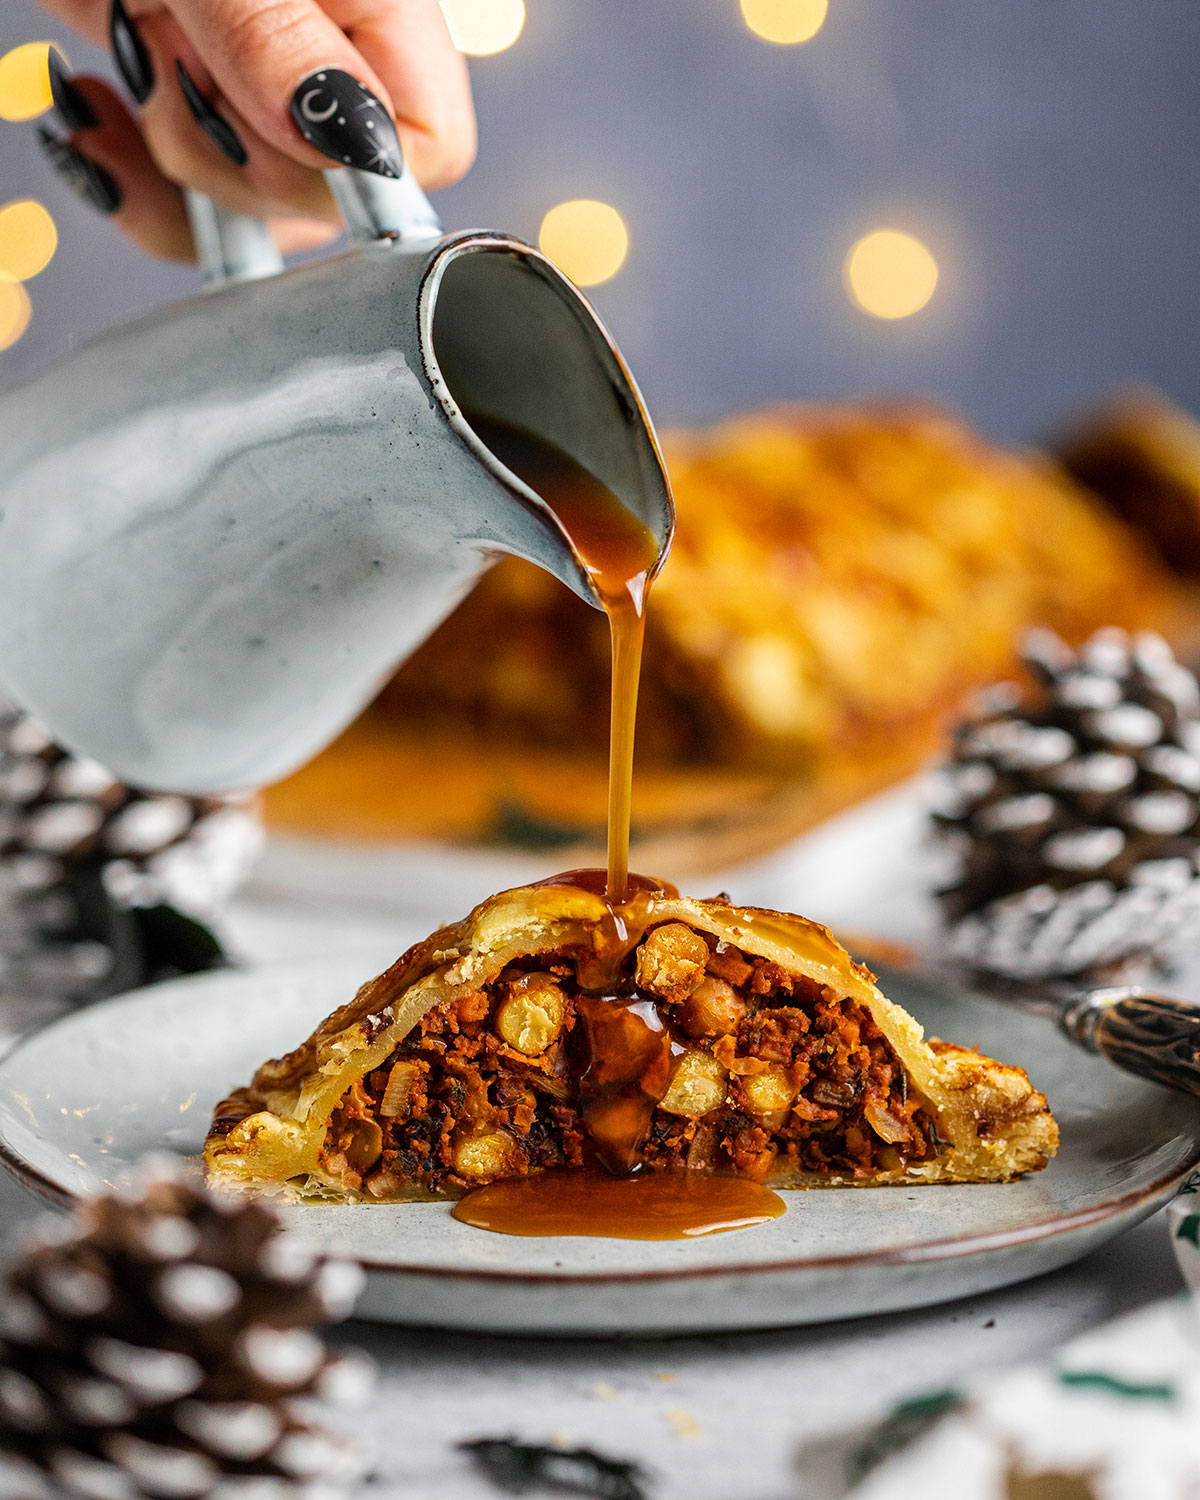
[1,0,1197,442]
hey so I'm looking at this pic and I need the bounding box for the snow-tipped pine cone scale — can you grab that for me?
[0,696,263,1006]
[0,1164,372,1499]
[933,628,1200,982]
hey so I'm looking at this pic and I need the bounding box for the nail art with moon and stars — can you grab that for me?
[290,69,403,179]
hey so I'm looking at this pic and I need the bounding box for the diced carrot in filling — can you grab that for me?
[319,926,940,1196]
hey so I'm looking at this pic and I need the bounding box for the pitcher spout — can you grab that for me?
[419,234,674,600]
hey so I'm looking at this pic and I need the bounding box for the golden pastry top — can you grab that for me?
[205,872,1057,1198]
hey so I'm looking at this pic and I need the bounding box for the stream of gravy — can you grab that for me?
[465,415,659,901]
[450,423,786,1240]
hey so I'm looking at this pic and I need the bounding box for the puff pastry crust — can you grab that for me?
[204,880,1058,1202]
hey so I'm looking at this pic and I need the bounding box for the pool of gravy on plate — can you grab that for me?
[453,1168,785,1240]
[451,421,787,1240]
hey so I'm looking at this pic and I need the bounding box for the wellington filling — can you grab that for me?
[313,921,944,1198]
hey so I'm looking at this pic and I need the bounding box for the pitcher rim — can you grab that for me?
[415,231,675,608]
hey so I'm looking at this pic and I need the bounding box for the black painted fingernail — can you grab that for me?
[176,61,247,166]
[290,69,402,179]
[36,126,122,215]
[48,48,99,131]
[109,0,154,105]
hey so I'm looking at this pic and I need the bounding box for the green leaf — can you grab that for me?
[892,1390,965,1420]
[1175,1213,1200,1247]
[1058,1370,1176,1401]
[489,798,591,851]
[133,904,227,977]
[65,865,228,998]
[460,1437,649,1500]
[850,1389,964,1481]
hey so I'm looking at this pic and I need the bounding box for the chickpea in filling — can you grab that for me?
[319,921,940,1196]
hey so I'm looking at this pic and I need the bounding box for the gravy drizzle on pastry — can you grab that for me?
[464,415,660,901]
[448,875,794,1236]
[446,872,902,1237]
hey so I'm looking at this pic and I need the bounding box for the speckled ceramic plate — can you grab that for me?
[0,956,1196,1336]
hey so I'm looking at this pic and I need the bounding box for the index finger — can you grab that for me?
[164,0,473,186]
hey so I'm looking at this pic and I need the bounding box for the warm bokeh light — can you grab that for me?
[538,199,629,288]
[844,229,939,319]
[0,200,57,282]
[441,0,525,55]
[0,278,32,351]
[0,41,56,122]
[740,0,828,45]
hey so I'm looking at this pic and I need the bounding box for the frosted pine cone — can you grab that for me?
[932,628,1200,980]
[0,696,263,1005]
[0,1162,372,1500]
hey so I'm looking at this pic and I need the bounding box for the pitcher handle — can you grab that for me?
[185,190,283,287]
[323,165,442,243]
[186,154,442,288]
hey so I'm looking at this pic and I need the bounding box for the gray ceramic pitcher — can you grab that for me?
[0,165,674,792]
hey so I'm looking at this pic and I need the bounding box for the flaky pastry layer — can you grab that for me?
[204,882,1057,1202]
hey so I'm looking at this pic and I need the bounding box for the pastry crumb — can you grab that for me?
[664,1406,699,1439]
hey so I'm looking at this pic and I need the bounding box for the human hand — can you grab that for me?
[35,0,476,260]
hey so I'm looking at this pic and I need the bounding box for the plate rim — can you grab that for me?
[0,961,1196,1287]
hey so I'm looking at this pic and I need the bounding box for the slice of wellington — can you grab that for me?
[204,877,1058,1202]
